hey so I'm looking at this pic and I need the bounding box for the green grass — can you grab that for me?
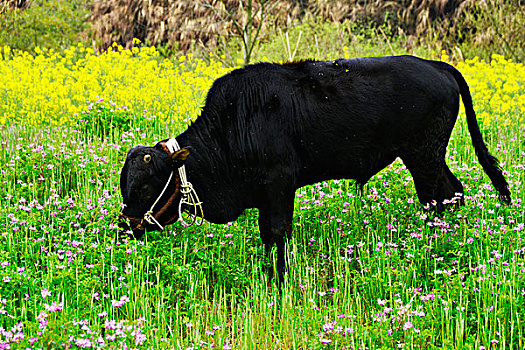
[0,73,524,349]
[0,0,89,55]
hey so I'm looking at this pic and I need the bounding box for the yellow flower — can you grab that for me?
[0,43,523,128]
[0,42,231,127]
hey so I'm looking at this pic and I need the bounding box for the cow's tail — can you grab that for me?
[446,64,511,204]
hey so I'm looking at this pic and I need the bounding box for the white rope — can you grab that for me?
[143,171,174,230]
[165,138,204,227]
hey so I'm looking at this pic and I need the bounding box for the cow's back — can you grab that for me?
[198,56,461,187]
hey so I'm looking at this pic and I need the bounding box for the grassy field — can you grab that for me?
[0,45,524,349]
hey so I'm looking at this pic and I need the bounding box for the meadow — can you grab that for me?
[0,43,524,349]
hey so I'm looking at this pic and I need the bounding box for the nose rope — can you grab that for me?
[165,138,204,227]
[142,171,174,230]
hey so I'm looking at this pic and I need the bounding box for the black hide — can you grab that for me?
[120,55,511,282]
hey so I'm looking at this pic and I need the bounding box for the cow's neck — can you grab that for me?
[175,127,248,224]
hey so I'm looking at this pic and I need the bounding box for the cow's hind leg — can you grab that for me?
[400,103,464,211]
[443,164,465,205]
[401,140,466,211]
[401,153,463,212]
[433,164,464,208]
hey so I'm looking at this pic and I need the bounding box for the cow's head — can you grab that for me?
[118,141,191,238]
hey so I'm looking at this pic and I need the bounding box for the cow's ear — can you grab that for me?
[171,147,191,168]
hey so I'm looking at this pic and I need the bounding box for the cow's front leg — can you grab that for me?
[258,188,295,285]
[275,235,287,285]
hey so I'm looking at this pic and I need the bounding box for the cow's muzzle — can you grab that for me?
[118,215,146,239]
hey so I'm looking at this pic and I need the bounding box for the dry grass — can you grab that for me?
[86,0,525,61]
[5,0,522,61]
[0,0,29,14]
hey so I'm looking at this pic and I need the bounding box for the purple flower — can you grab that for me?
[111,295,129,308]
[41,288,51,299]
[44,302,63,313]
[322,322,335,332]
[132,330,147,345]
[75,338,92,348]
[104,320,116,330]
[403,322,413,330]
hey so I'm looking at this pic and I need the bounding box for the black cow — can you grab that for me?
[119,55,511,282]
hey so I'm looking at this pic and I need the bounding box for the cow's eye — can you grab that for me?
[144,154,151,164]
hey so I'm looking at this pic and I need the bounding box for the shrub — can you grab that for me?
[0,0,89,54]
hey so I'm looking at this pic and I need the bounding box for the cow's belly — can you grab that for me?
[296,147,398,187]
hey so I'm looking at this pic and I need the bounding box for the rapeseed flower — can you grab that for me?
[0,44,523,127]
[0,43,231,126]
[451,53,525,126]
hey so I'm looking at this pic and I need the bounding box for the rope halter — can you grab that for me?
[140,138,204,230]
